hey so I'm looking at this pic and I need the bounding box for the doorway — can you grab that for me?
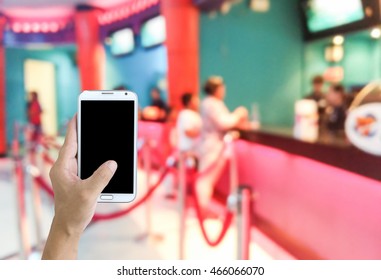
[24,59,57,136]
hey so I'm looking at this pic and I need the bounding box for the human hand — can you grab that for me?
[234,106,249,121]
[49,116,117,237]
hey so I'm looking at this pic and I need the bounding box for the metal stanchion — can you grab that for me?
[236,186,252,260]
[144,139,152,238]
[135,139,155,242]
[13,122,32,259]
[178,152,186,260]
[28,164,44,252]
[223,131,239,195]
[23,126,44,252]
[223,132,253,260]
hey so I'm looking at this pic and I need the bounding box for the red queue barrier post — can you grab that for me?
[144,139,152,239]
[24,126,46,251]
[30,167,44,252]
[223,132,254,259]
[178,152,186,260]
[12,122,32,259]
[135,138,156,242]
[235,186,252,260]
[0,16,6,157]
[177,132,243,259]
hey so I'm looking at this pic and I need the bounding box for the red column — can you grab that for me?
[161,0,199,108]
[0,17,6,156]
[74,8,105,90]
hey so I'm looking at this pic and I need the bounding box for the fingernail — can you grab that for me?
[106,160,118,173]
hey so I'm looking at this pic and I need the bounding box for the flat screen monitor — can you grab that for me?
[141,15,166,48]
[306,0,364,33]
[301,0,380,41]
[110,27,135,56]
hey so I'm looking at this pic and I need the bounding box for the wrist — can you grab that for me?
[42,217,81,260]
[51,216,83,240]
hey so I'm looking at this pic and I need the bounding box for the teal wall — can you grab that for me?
[304,31,381,93]
[104,39,168,108]
[199,0,303,126]
[5,45,79,143]
[5,41,168,143]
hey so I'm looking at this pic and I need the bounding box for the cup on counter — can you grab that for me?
[293,99,319,142]
[250,103,261,130]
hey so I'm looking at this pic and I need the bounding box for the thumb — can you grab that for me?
[84,160,118,194]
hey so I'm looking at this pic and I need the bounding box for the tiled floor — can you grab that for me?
[0,152,294,260]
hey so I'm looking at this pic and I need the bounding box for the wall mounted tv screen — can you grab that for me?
[141,15,166,48]
[301,0,380,41]
[110,27,135,56]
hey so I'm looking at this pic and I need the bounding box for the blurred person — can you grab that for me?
[141,106,164,121]
[42,116,117,260]
[141,88,168,122]
[197,76,248,207]
[113,85,128,91]
[305,75,327,124]
[324,84,347,133]
[305,75,325,103]
[150,87,168,114]
[326,85,347,132]
[163,93,202,200]
[177,93,202,153]
[27,91,43,146]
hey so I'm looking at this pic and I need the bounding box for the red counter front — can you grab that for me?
[235,139,381,259]
[139,121,381,259]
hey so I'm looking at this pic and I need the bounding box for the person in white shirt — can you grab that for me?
[163,93,201,200]
[197,76,248,207]
[177,93,202,153]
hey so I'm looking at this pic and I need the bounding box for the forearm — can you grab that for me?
[42,217,81,260]
[214,114,240,131]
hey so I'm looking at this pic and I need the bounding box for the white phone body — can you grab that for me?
[78,90,138,203]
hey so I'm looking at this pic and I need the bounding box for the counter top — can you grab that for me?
[239,127,381,181]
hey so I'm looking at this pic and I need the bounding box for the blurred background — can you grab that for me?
[1,0,381,260]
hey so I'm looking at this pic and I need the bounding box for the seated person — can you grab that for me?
[142,88,169,122]
[176,93,202,153]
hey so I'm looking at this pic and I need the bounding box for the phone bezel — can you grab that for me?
[78,90,138,203]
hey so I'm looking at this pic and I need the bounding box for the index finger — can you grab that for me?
[58,115,78,162]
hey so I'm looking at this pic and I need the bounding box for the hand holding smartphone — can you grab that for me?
[78,90,138,203]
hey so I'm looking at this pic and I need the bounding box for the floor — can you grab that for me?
[0,148,295,260]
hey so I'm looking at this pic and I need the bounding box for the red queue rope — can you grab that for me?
[193,146,225,179]
[187,167,234,247]
[34,176,55,198]
[32,164,173,223]
[92,167,172,222]
[39,139,62,151]
[42,152,55,166]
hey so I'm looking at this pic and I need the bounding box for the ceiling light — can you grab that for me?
[370,28,381,39]
[333,35,344,45]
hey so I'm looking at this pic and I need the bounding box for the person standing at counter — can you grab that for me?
[305,75,327,124]
[305,75,325,103]
[197,76,248,207]
[325,84,347,133]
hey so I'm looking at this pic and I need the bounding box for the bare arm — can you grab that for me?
[208,104,248,131]
[42,116,117,260]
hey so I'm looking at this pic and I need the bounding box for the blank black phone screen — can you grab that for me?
[80,100,135,194]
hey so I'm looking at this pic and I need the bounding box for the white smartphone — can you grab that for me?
[78,90,138,203]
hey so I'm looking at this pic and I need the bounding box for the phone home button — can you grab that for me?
[100,195,113,200]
